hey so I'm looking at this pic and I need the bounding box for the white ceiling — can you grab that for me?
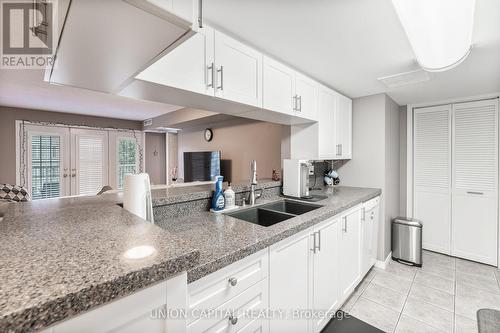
[0,69,182,121]
[1,0,498,119]
[204,0,500,105]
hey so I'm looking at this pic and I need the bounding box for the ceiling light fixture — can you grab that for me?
[392,0,476,72]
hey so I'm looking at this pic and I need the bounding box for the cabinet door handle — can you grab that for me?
[293,94,298,111]
[361,207,366,221]
[310,233,317,253]
[217,66,224,90]
[342,217,347,232]
[317,230,321,252]
[207,63,214,88]
[71,168,76,178]
[336,144,341,156]
[467,191,483,195]
[298,96,302,112]
[228,315,238,325]
[198,0,203,28]
[228,277,237,286]
[339,144,343,156]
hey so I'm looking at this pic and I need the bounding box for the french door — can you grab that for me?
[23,124,141,199]
[70,129,109,196]
[26,125,70,200]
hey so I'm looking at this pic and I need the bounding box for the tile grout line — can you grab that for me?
[392,268,417,333]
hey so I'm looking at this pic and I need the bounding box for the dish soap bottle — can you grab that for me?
[224,182,235,209]
[211,176,225,211]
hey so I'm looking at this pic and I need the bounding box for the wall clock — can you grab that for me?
[204,128,213,142]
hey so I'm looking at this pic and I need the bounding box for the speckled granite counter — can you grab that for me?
[0,184,380,332]
[0,195,199,333]
[156,186,381,283]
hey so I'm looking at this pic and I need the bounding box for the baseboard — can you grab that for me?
[375,251,392,270]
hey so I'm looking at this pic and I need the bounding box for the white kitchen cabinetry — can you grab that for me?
[48,273,186,333]
[311,217,341,333]
[295,73,318,120]
[335,94,352,159]
[137,27,263,108]
[262,56,296,116]
[318,87,352,160]
[338,206,362,300]
[269,203,364,333]
[136,25,215,96]
[269,229,312,333]
[317,86,338,159]
[262,57,317,120]
[361,197,380,277]
[213,30,262,107]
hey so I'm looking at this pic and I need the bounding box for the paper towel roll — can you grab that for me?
[123,173,154,223]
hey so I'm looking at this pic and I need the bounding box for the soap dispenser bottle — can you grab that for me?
[211,176,225,211]
[224,182,236,209]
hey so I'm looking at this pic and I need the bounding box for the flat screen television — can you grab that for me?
[183,151,221,182]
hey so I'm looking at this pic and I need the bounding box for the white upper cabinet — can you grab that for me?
[263,56,296,115]
[263,57,318,120]
[335,93,352,159]
[317,86,338,159]
[295,73,318,120]
[214,30,263,108]
[136,25,215,96]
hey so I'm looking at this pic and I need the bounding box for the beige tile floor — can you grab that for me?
[341,250,500,333]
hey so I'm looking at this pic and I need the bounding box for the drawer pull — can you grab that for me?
[228,277,238,286]
[228,315,238,325]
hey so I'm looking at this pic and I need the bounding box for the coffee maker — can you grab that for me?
[283,159,312,198]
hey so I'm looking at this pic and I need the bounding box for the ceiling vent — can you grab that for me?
[378,69,430,89]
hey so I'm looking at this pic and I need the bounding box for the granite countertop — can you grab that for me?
[0,183,380,332]
[151,179,281,206]
[157,186,382,283]
[0,196,199,332]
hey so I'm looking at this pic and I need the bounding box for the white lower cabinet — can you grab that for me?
[187,279,269,333]
[361,197,380,276]
[46,273,187,333]
[269,228,313,333]
[338,206,362,301]
[311,217,341,333]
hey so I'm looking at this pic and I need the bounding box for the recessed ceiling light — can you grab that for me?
[392,0,476,72]
[124,245,156,259]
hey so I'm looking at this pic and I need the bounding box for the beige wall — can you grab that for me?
[0,106,142,184]
[145,132,166,185]
[177,121,283,183]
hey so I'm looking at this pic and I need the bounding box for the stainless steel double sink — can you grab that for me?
[226,200,323,227]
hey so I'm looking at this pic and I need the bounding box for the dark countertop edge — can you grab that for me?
[152,180,281,207]
[1,250,200,333]
[187,188,381,283]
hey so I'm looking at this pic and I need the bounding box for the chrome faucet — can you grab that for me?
[247,160,262,205]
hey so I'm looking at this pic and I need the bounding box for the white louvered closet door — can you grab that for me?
[452,99,498,265]
[70,129,109,196]
[413,105,452,254]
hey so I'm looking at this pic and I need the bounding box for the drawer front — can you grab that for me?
[188,249,268,322]
[187,278,269,333]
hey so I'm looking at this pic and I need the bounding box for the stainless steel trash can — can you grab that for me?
[392,217,423,267]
